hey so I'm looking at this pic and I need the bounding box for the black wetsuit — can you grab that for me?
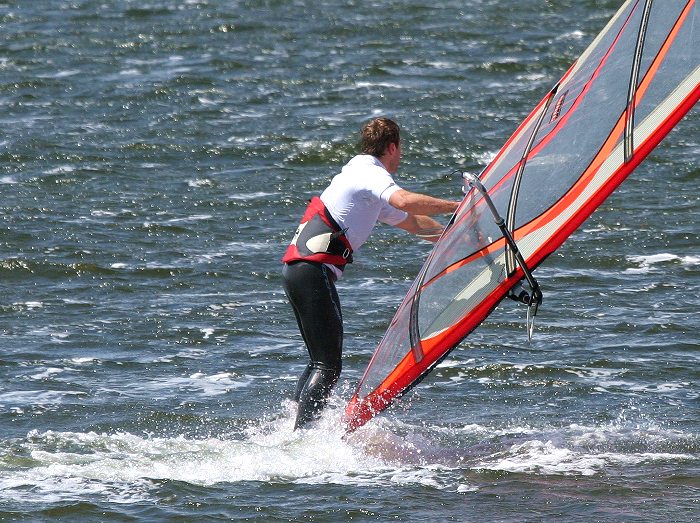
[282,260,343,429]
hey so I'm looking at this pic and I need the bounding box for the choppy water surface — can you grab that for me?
[1,1,698,521]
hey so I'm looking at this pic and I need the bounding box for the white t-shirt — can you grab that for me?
[320,155,408,278]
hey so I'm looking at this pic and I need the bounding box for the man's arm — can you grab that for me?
[389,189,459,216]
[395,214,446,242]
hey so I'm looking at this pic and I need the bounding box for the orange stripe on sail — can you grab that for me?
[515,0,696,241]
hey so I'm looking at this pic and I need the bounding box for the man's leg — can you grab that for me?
[282,262,343,428]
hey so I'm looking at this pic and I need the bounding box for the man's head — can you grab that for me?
[360,117,400,157]
[360,117,401,173]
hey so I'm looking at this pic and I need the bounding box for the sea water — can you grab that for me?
[1,1,698,521]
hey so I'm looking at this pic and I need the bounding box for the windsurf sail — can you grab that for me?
[345,0,699,432]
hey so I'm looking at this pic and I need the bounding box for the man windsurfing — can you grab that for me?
[282,117,460,429]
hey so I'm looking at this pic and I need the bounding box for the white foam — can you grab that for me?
[475,150,498,166]
[43,165,75,175]
[625,252,699,273]
[90,209,118,217]
[470,419,698,477]
[564,367,627,380]
[0,389,87,406]
[136,373,252,397]
[226,241,270,252]
[3,405,695,507]
[166,214,213,223]
[29,367,68,380]
[0,400,486,505]
[426,61,455,70]
[227,191,276,200]
[517,73,547,82]
[152,348,208,363]
[557,30,586,41]
[38,69,81,79]
[477,439,602,475]
[197,97,220,106]
[71,357,99,364]
[681,255,700,266]
[355,81,405,90]
[16,301,43,310]
[187,178,215,187]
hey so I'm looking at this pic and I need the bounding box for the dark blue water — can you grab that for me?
[1,1,698,521]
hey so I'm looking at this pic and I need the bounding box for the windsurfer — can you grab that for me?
[282,117,460,429]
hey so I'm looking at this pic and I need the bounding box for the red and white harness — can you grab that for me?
[282,197,353,268]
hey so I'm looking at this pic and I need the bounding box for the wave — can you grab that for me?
[1,397,696,510]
